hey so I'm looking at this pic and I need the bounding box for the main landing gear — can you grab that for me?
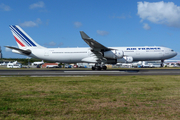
[92,63,107,70]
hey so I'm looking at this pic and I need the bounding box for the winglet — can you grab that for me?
[80,31,91,39]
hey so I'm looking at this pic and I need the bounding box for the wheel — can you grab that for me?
[96,66,101,70]
[92,66,95,70]
[161,60,164,67]
[102,66,107,70]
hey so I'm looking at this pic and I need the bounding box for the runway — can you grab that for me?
[0,69,180,76]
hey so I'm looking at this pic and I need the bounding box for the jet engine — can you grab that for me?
[104,50,123,59]
[117,56,133,63]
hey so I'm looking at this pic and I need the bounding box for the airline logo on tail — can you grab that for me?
[9,25,37,47]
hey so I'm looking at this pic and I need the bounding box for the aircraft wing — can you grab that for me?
[5,46,31,55]
[80,31,110,51]
[80,31,113,62]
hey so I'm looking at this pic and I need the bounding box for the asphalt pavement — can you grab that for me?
[0,69,179,76]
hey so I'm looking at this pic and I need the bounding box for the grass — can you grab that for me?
[0,76,180,119]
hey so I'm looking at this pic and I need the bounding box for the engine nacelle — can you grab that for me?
[104,50,123,59]
[117,56,133,63]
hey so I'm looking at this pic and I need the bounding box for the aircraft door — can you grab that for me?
[160,49,165,58]
[136,50,141,55]
[44,49,49,56]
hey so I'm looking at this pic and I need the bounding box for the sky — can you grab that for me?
[1,0,180,60]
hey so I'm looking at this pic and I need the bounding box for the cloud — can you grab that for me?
[29,1,45,9]
[36,18,42,24]
[97,30,109,36]
[112,15,126,19]
[20,21,37,27]
[48,41,56,46]
[74,22,82,28]
[143,23,151,30]
[0,3,11,11]
[46,42,64,47]
[58,42,63,47]
[44,41,57,47]
[19,18,42,27]
[137,1,180,28]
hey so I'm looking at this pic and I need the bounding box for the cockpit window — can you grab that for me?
[171,50,174,52]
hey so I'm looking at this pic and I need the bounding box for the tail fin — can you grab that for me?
[9,25,44,49]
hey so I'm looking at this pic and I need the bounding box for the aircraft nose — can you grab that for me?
[172,51,178,57]
[175,52,178,56]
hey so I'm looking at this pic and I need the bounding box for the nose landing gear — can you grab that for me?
[161,60,164,67]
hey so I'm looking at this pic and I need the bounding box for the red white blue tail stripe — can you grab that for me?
[10,25,37,47]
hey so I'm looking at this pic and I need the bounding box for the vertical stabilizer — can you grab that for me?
[9,25,44,49]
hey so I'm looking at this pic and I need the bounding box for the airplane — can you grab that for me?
[0,62,8,66]
[6,25,177,70]
[32,60,44,66]
[6,61,22,68]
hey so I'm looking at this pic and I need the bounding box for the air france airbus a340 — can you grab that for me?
[6,25,177,70]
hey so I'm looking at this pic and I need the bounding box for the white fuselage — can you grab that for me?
[17,46,177,63]
[9,25,177,65]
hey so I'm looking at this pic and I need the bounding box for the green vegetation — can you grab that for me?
[0,75,180,119]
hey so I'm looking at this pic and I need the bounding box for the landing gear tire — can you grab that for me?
[92,66,96,70]
[102,66,107,70]
[161,60,164,67]
[96,66,102,70]
[92,66,107,70]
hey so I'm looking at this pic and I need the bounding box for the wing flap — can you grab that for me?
[81,57,98,63]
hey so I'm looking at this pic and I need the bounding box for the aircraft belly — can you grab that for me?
[50,53,88,63]
[30,48,89,63]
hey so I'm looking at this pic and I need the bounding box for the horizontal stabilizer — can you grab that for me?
[5,46,31,55]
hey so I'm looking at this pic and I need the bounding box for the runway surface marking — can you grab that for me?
[64,71,124,73]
